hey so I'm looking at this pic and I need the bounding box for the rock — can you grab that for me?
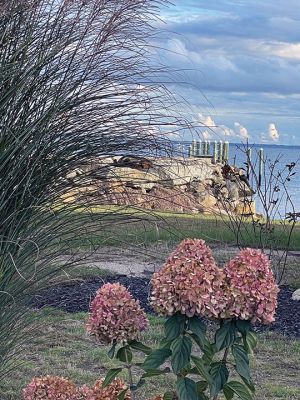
[108,180,127,193]
[189,180,206,194]
[114,156,153,170]
[234,201,256,215]
[156,158,217,186]
[292,289,300,301]
[226,179,240,201]
[62,157,257,216]
[106,167,161,190]
[200,192,217,209]
[220,186,229,198]
[238,182,255,197]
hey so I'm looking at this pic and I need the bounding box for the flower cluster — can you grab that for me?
[72,385,94,400]
[92,378,130,400]
[23,375,77,400]
[151,239,278,325]
[23,377,130,400]
[151,239,226,318]
[86,283,149,344]
[222,248,279,324]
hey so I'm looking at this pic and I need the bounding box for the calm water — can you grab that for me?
[230,144,300,217]
[173,142,300,217]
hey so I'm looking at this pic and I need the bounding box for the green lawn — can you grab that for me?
[61,207,300,251]
[1,308,299,400]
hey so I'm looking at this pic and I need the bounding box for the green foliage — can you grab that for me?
[232,344,251,383]
[101,312,259,400]
[215,321,237,351]
[223,381,253,400]
[0,0,190,379]
[176,377,198,400]
[210,361,229,397]
[142,348,172,370]
[170,336,192,373]
[165,313,186,341]
[102,368,123,388]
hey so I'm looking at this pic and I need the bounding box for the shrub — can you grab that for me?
[222,248,279,324]
[151,238,226,318]
[23,239,280,400]
[23,375,77,400]
[86,282,149,345]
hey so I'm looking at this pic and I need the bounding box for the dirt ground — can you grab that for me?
[56,242,300,285]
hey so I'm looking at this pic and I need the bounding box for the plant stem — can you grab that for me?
[125,352,135,400]
[212,347,230,400]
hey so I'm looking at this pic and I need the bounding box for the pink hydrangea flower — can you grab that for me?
[222,248,279,324]
[86,283,149,344]
[151,239,227,318]
[92,378,130,400]
[72,385,95,400]
[23,375,77,400]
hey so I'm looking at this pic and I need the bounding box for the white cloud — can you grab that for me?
[234,122,249,139]
[196,113,250,141]
[268,123,280,141]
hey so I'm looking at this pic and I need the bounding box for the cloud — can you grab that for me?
[156,1,300,144]
[234,122,249,139]
[195,113,250,141]
[268,123,280,141]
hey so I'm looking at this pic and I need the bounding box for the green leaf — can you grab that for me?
[171,336,192,373]
[118,388,129,400]
[129,340,152,355]
[223,385,234,400]
[215,321,236,352]
[241,376,256,394]
[108,343,117,359]
[188,316,206,341]
[196,380,208,392]
[191,355,212,384]
[160,338,173,349]
[210,361,229,397]
[196,381,209,399]
[142,348,172,370]
[236,320,251,336]
[176,377,198,400]
[116,346,132,363]
[163,392,175,400]
[190,333,214,363]
[142,368,170,378]
[102,368,123,388]
[223,381,253,400]
[243,331,258,355]
[232,344,251,382]
[165,313,186,341]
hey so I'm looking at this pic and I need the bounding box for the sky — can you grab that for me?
[156,0,300,145]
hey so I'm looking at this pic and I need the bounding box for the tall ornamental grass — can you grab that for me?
[0,0,191,379]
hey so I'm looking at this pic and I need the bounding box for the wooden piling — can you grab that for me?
[258,148,264,187]
[213,141,218,163]
[246,148,252,179]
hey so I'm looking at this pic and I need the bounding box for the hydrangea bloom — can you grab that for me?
[92,378,130,400]
[222,248,279,324]
[151,239,226,318]
[23,375,77,400]
[86,283,149,344]
[72,385,95,400]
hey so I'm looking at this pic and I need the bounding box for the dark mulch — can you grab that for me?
[31,276,300,338]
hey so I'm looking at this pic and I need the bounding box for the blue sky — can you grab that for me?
[156,0,300,145]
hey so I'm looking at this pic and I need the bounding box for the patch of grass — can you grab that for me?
[1,309,299,400]
[49,264,113,284]
[63,207,300,251]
